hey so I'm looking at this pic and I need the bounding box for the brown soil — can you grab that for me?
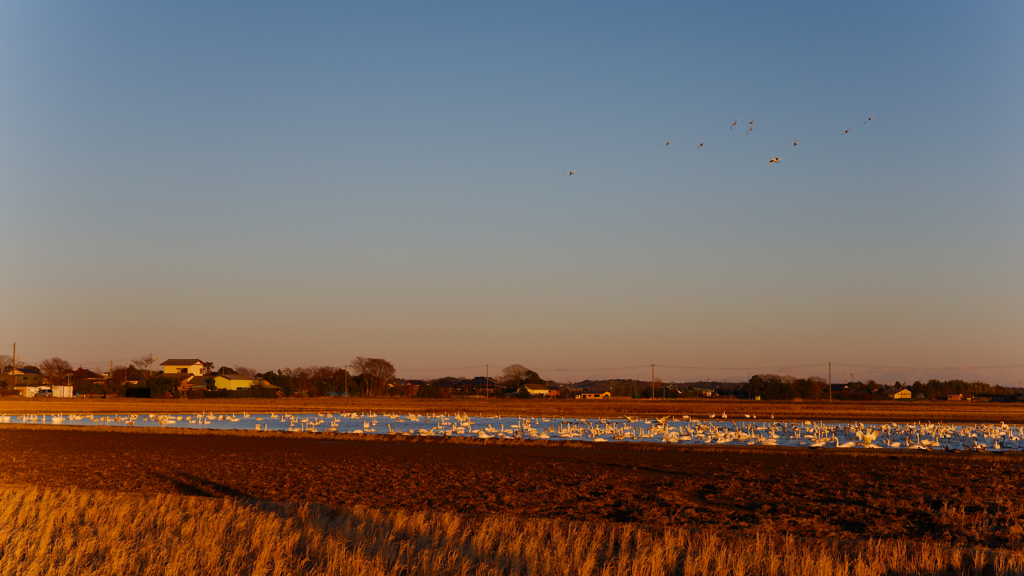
[4,396,1024,423]
[3,428,1023,548]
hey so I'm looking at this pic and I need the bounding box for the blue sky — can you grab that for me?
[2,2,1022,383]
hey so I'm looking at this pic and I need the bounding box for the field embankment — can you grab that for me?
[3,396,1024,423]
[1,485,1022,576]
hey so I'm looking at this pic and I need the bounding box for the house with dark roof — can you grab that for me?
[575,391,611,400]
[5,366,45,388]
[884,388,912,400]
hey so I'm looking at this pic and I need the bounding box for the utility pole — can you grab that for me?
[486,364,489,398]
[828,362,831,403]
[651,364,655,400]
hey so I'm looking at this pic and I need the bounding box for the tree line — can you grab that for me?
[4,354,1021,401]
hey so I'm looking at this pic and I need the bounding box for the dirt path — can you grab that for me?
[3,428,1023,547]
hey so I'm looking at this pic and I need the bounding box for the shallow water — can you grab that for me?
[4,412,1021,451]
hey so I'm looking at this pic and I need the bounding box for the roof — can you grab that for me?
[215,373,257,380]
[523,383,551,392]
[160,359,204,366]
[9,366,42,375]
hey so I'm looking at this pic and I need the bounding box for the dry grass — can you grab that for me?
[1,485,1022,575]
[4,396,1024,423]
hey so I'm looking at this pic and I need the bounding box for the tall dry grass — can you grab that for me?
[0,485,1021,576]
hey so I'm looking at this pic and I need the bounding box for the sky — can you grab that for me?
[2,2,1022,384]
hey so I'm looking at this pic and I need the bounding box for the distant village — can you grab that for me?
[2,353,1019,402]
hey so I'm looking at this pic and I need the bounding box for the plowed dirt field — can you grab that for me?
[2,428,1022,548]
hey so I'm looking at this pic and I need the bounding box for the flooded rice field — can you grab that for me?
[4,411,1022,451]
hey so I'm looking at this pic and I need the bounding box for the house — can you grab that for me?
[829,384,850,393]
[523,383,553,397]
[886,388,912,400]
[574,391,611,400]
[213,373,259,391]
[948,394,963,401]
[156,372,198,392]
[72,367,106,386]
[160,359,209,376]
[5,366,45,388]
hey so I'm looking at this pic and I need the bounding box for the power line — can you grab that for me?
[656,362,828,371]
[395,365,487,373]
[832,362,1024,371]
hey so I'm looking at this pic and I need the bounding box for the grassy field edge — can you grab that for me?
[1,484,1022,576]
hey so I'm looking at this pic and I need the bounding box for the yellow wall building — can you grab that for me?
[160,359,207,376]
[213,374,259,391]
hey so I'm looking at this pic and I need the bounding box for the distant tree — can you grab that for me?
[264,369,295,396]
[523,370,544,384]
[0,354,13,390]
[132,354,156,378]
[309,366,347,395]
[234,365,258,377]
[350,357,395,396]
[290,367,311,395]
[39,357,73,385]
[501,364,530,390]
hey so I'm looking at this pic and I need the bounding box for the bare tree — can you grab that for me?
[501,364,530,390]
[308,366,348,395]
[234,365,258,377]
[0,354,12,389]
[350,357,395,396]
[132,354,156,378]
[39,357,73,386]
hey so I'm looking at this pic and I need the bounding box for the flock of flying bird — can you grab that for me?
[565,114,876,175]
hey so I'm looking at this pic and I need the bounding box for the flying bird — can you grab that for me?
[842,128,852,135]
[746,126,754,135]
[864,115,875,124]
[730,120,739,129]
[697,141,706,149]
[769,157,780,164]
[747,119,756,127]
[791,140,801,146]
[564,170,577,176]
[662,140,673,147]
